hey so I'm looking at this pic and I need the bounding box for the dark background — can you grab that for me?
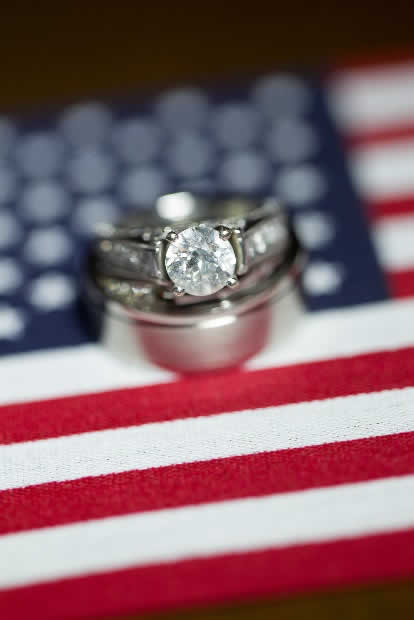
[2,2,414,618]
[1,3,414,110]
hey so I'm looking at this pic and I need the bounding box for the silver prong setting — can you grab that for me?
[172,285,185,297]
[165,231,179,243]
[227,276,239,289]
[216,225,233,241]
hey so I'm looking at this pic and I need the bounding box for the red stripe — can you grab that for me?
[367,195,414,219]
[347,124,414,148]
[1,347,414,445]
[387,269,414,299]
[329,50,414,75]
[1,431,414,536]
[1,527,414,620]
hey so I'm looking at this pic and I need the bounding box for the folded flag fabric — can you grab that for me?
[0,55,414,619]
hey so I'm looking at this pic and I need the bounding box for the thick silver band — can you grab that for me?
[85,245,304,372]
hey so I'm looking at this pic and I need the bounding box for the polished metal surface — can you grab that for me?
[87,280,305,374]
[136,304,273,372]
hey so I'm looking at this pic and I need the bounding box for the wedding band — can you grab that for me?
[84,192,304,372]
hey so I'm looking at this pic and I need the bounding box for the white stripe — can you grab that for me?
[330,64,414,131]
[1,386,414,491]
[0,342,172,406]
[1,297,414,406]
[374,215,414,270]
[250,296,414,369]
[350,141,414,200]
[1,474,414,590]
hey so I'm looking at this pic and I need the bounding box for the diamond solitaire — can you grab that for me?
[165,224,237,296]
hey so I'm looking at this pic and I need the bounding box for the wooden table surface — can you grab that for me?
[2,3,413,618]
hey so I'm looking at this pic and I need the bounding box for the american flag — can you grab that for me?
[0,56,414,619]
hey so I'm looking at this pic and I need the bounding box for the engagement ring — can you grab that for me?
[85,192,303,372]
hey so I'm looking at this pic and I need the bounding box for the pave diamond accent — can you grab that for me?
[165,224,236,296]
[97,240,162,280]
[245,217,287,263]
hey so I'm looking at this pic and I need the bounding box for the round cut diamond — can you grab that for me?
[165,224,236,296]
